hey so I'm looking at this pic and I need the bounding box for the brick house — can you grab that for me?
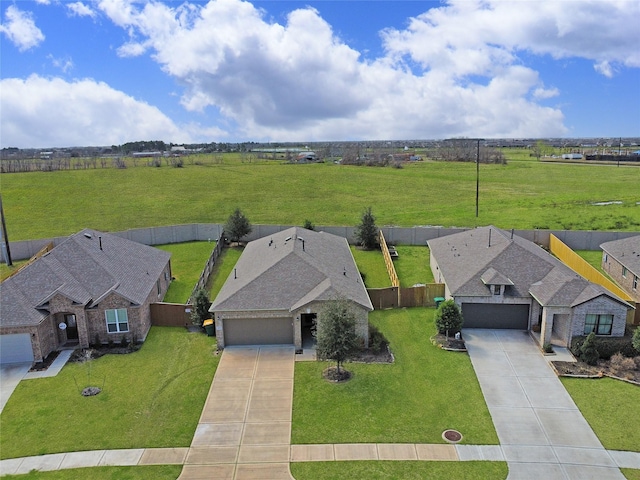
[601,235,640,324]
[210,227,372,351]
[428,226,633,347]
[0,229,171,364]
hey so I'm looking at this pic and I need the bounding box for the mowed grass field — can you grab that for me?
[2,152,639,241]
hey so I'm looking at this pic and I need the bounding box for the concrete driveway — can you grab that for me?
[0,363,31,414]
[179,345,295,480]
[464,329,625,480]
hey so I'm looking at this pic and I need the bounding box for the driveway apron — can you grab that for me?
[464,329,625,480]
[179,345,295,480]
[0,363,31,414]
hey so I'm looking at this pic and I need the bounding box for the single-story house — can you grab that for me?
[210,227,372,350]
[600,235,640,304]
[428,226,633,347]
[0,229,171,364]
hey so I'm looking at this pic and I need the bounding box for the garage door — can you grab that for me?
[0,334,34,364]
[224,318,294,346]
[461,303,530,329]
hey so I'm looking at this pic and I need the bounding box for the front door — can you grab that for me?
[64,314,79,341]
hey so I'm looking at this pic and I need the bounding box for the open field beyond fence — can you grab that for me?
[2,153,639,241]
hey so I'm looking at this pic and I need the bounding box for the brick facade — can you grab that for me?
[602,253,640,303]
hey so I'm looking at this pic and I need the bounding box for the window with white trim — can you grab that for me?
[584,314,613,336]
[493,285,501,295]
[105,308,129,333]
[634,275,638,290]
[622,267,628,278]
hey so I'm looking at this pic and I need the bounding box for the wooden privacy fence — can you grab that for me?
[368,284,445,310]
[188,231,225,304]
[150,302,193,327]
[379,230,399,287]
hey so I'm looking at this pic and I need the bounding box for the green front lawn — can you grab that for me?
[561,377,640,452]
[290,461,508,480]
[0,328,219,460]
[157,241,217,303]
[292,308,498,445]
[623,469,640,480]
[0,466,182,480]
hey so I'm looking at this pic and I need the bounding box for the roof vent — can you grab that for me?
[83,233,92,239]
[285,236,292,242]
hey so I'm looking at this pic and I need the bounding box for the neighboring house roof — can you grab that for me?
[211,227,373,313]
[0,229,171,328]
[600,235,640,277]
[428,226,629,308]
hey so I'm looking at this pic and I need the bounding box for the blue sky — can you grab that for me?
[1,0,639,148]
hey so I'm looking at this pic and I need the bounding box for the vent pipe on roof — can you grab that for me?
[511,228,514,240]
[99,236,102,251]
[234,268,237,279]
[488,228,492,248]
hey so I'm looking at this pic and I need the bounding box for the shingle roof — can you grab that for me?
[210,227,373,313]
[600,235,640,277]
[429,226,628,308]
[0,229,170,328]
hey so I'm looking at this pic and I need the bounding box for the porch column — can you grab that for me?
[539,308,553,347]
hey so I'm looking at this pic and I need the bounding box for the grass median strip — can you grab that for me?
[0,328,219,460]
[290,460,508,480]
[0,465,182,480]
[292,307,498,445]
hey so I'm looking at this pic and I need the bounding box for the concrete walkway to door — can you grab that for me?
[178,346,295,480]
[464,329,625,480]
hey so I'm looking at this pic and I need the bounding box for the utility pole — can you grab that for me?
[0,194,12,266]
[476,139,481,218]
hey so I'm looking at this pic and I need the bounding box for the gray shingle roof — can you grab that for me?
[0,229,170,328]
[429,226,628,308]
[211,227,373,313]
[600,235,640,277]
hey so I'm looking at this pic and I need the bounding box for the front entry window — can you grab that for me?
[105,309,129,333]
[584,314,613,335]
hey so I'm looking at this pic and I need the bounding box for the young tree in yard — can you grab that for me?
[190,288,210,327]
[315,298,359,376]
[225,208,252,244]
[579,332,599,366]
[434,299,464,337]
[632,327,640,354]
[355,206,378,250]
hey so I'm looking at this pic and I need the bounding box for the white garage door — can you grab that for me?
[0,334,34,364]
[224,317,294,346]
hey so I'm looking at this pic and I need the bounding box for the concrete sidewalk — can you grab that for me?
[465,329,626,480]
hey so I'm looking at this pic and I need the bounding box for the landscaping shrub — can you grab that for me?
[368,324,389,354]
[579,333,599,366]
[434,299,464,335]
[609,353,635,375]
[190,288,211,327]
[571,333,637,360]
[633,326,640,354]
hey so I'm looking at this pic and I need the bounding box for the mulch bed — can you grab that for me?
[552,357,640,384]
[431,333,466,351]
[69,345,141,362]
[323,366,352,383]
[348,347,394,364]
[29,350,61,372]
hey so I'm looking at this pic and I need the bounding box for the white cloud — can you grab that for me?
[0,75,193,148]
[92,0,638,141]
[47,54,74,73]
[0,5,45,52]
[67,2,97,18]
